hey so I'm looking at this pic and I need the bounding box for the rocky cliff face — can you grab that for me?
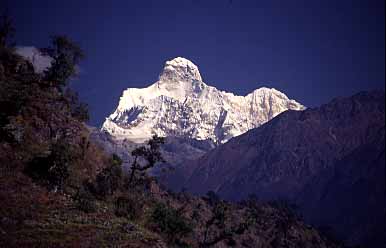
[102,57,305,144]
[177,91,385,247]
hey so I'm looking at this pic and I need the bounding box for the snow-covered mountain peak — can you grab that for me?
[159,57,202,82]
[102,58,305,144]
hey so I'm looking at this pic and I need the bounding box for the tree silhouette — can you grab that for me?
[128,135,165,184]
[43,35,84,88]
[200,200,252,247]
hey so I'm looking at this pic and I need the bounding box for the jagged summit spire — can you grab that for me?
[159,57,202,82]
[102,57,305,144]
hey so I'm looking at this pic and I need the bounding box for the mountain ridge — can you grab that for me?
[173,90,385,247]
[102,57,305,144]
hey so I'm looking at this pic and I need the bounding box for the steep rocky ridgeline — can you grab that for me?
[102,57,305,144]
[175,91,385,247]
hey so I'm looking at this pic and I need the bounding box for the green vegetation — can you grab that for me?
[200,198,249,248]
[114,195,142,220]
[129,134,165,185]
[73,185,97,213]
[95,154,123,198]
[43,35,84,88]
[150,202,193,245]
[0,15,343,248]
[24,140,78,190]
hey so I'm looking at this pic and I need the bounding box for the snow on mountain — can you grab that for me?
[16,46,52,73]
[102,57,305,144]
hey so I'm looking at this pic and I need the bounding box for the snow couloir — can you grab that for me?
[102,57,305,144]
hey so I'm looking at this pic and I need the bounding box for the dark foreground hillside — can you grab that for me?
[0,173,342,248]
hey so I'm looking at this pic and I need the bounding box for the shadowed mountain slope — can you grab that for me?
[178,91,385,247]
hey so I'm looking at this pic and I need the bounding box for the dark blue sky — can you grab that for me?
[4,0,385,126]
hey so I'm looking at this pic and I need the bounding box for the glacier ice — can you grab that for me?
[102,57,305,144]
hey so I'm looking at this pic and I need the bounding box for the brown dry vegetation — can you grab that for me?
[0,22,343,247]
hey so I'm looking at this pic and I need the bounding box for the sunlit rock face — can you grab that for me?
[102,57,305,144]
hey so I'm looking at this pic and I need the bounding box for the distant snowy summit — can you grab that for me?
[102,57,305,144]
